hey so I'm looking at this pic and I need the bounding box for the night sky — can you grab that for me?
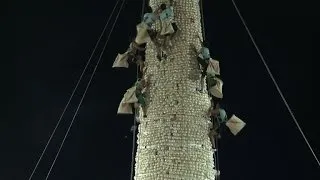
[3,0,319,179]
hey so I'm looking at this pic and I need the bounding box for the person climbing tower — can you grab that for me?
[136,12,159,45]
[135,79,148,118]
[197,41,214,92]
[208,104,228,144]
[159,3,177,37]
[159,3,178,48]
[112,40,146,71]
[196,41,221,97]
[117,79,148,118]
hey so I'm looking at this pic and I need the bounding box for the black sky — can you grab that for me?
[3,0,319,179]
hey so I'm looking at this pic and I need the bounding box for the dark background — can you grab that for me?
[2,0,318,179]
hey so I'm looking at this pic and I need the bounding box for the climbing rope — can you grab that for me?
[214,137,221,180]
[42,1,126,179]
[27,1,122,179]
[200,0,206,41]
[130,0,146,180]
[141,0,146,18]
[231,0,320,167]
[200,0,221,177]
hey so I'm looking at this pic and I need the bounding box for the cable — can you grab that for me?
[231,0,320,167]
[215,137,221,180]
[130,109,137,180]
[200,0,206,40]
[130,1,146,179]
[44,1,127,179]
[129,66,139,180]
[27,1,121,179]
[141,0,146,18]
[200,0,221,176]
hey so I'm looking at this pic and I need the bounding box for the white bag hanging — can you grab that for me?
[112,53,129,68]
[160,20,174,36]
[209,78,223,99]
[123,86,138,104]
[135,23,151,45]
[117,98,133,114]
[206,58,220,76]
[225,114,246,135]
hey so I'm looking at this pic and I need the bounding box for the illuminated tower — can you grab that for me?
[134,0,216,179]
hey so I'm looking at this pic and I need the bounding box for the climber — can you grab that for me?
[206,73,218,91]
[159,3,178,47]
[135,12,159,44]
[208,103,221,146]
[133,40,146,72]
[211,96,222,110]
[134,54,145,72]
[150,3,175,61]
[137,4,170,45]
[208,105,228,146]
[143,12,158,28]
[159,3,177,35]
[127,41,146,68]
[197,41,211,70]
[135,79,148,118]
[196,41,211,92]
[196,42,221,95]
[112,40,146,71]
[211,104,227,122]
[141,12,163,61]
[208,99,220,116]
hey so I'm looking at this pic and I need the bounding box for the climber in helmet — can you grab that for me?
[136,6,161,45]
[143,12,158,28]
[197,41,211,70]
[209,103,227,123]
[208,103,227,146]
[147,3,176,61]
[126,40,146,68]
[196,40,221,95]
[140,12,158,42]
[159,3,178,47]
[135,79,148,117]
[208,102,221,146]
[197,41,213,92]
[112,39,146,71]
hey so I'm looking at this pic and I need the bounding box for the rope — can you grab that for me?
[231,0,320,167]
[214,137,221,180]
[130,67,139,179]
[44,1,126,179]
[130,1,146,179]
[130,114,137,180]
[200,0,206,40]
[27,1,121,179]
[141,0,146,18]
[200,0,221,176]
